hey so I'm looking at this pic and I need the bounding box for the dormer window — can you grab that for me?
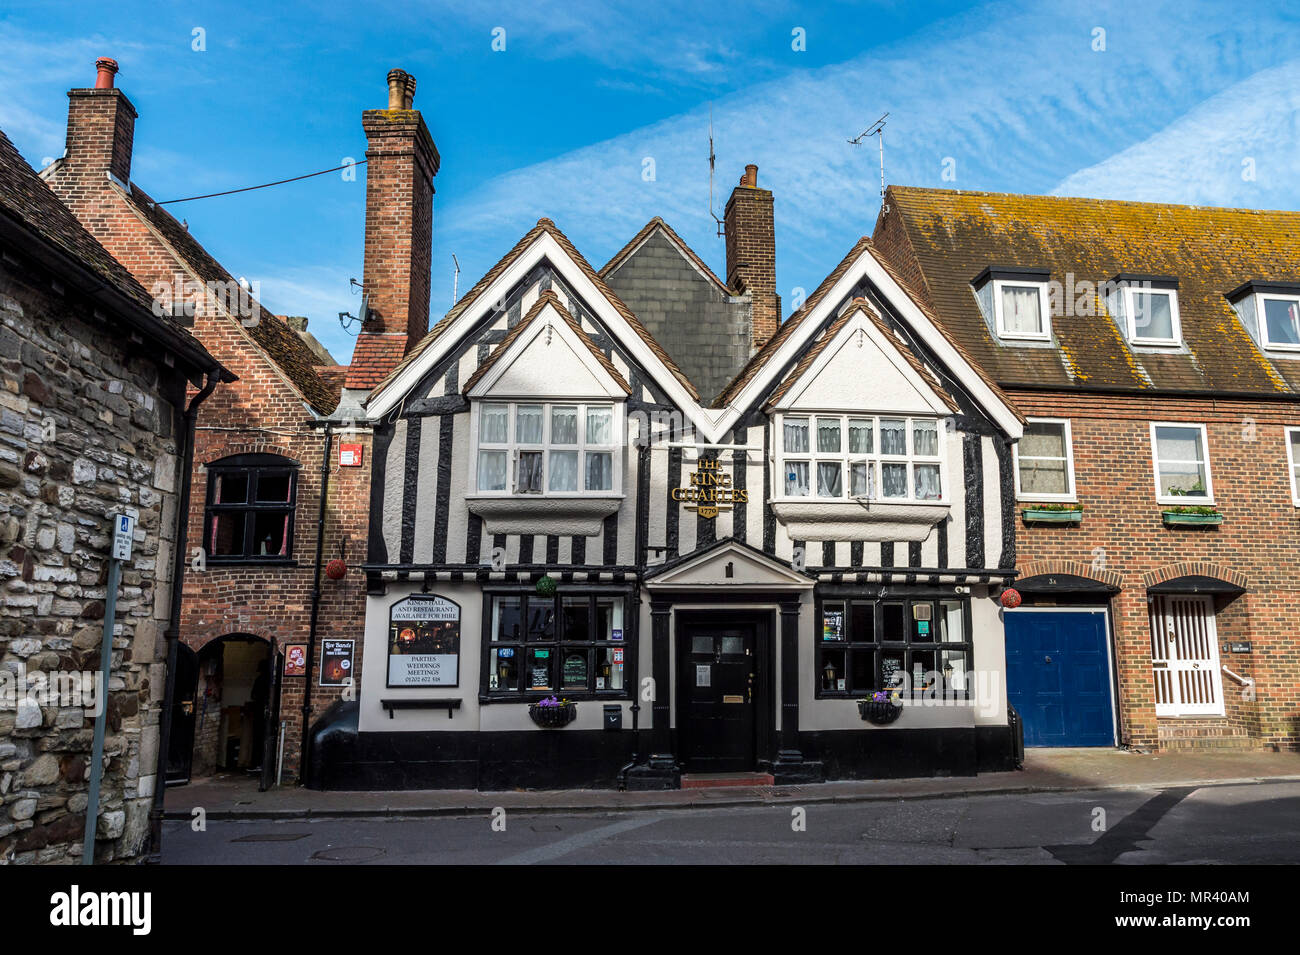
[973,268,1052,342]
[1109,275,1181,346]
[1227,282,1300,352]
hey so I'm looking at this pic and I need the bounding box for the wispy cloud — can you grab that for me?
[431,1,1300,315]
[1052,58,1300,208]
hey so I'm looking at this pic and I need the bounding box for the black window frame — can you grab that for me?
[481,586,635,702]
[815,590,973,700]
[202,453,299,565]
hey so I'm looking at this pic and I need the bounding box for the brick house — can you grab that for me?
[41,59,431,786]
[0,126,228,862]
[874,186,1300,753]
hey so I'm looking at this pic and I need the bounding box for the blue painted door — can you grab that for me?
[1005,610,1114,747]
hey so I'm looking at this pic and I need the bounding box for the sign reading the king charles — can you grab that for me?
[671,456,748,519]
[387,596,461,688]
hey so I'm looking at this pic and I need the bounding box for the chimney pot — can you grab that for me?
[387,69,416,109]
[94,57,119,90]
[741,164,758,187]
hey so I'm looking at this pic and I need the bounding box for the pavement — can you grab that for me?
[163,747,1300,820]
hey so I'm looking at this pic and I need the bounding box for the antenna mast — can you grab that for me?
[708,105,723,237]
[451,253,461,307]
[849,112,889,212]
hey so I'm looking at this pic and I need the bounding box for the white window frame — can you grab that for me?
[1285,427,1300,507]
[1122,286,1182,346]
[773,412,946,504]
[1149,422,1214,506]
[992,278,1051,342]
[1255,292,1300,351]
[1013,417,1077,502]
[470,400,623,498]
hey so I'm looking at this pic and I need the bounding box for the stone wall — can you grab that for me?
[0,259,182,864]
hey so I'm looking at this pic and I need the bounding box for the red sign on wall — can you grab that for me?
[339,443,363,467]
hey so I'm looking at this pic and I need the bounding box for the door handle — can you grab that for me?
[1044,655,1052,664]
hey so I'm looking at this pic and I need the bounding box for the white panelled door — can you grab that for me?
[1148,595,1225,716]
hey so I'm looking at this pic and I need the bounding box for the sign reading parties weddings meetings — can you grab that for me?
[387,596,462,687]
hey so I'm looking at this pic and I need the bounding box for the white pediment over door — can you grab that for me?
[645,540,814,591]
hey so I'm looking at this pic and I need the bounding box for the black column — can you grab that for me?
[773,596,824,784]
[649,600,674,762]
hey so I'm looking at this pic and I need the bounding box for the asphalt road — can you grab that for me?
[160,780,1300,865]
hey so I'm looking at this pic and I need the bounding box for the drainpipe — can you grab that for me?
[618,440,651,789]
[298,421,334,785]
[147,369,220,863]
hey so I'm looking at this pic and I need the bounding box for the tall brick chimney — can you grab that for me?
[58,58,137,184]
[724,163,779,351]
[344,69,441,391]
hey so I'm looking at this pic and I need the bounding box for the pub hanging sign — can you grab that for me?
[387,595,461,688]
[671,456,748,519]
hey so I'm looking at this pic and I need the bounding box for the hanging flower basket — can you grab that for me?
[857,691,903,725]
[529,697,577,728]
[535,574,558,598]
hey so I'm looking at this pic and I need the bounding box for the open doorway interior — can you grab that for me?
[191,634,273,778]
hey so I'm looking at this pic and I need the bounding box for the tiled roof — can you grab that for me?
[0,128,224,376]
[123,184,340,414]
[880,185,1300,396]
[367,217,699,407]
[462,289,631,395]
[345,334,408,391]
[765,299,958,411]
[600,216,733,295]
[0,129,154,314]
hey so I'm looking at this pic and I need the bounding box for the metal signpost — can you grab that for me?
[82,512,134,865]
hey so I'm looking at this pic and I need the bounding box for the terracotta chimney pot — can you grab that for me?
[94,57,119,90]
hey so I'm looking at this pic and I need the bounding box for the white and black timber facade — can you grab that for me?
[308,180,1026,790]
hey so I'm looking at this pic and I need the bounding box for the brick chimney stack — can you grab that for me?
[724,163,779,351]
[58,57,137,184]
[344,69,441,391]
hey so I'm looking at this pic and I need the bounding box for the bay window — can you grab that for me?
[474,401,620,495]
[817,595,972,699]
[484,591,631,700]
[776,413,944,503]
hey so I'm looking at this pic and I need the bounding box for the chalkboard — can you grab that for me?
[881,655,903,687]
[563,653,587,686]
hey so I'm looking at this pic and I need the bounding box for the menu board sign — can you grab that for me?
[387,596,461,688]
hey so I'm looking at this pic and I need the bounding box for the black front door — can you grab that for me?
[679,624,756,773]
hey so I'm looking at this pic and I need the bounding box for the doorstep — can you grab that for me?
[681,772,776,789]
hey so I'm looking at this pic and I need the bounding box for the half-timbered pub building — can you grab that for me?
[309,167,1027,790]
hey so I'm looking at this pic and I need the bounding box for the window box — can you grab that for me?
[1021,504,1083,524]
[528,699,577,728]
[857,694,904,725]
[1161,508,1223,526]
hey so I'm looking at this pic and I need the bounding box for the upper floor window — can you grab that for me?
[474,401,621,496]
[1014,418,1076,501]
[1227,282,1300,352]
[1150,423,1213,504]
[1259,293,1300,350]
[1124,287,1181,345]
[776,413,943,503]
[203,453,297,563]
[1286,428,1300,506]
[973,268,1052,343]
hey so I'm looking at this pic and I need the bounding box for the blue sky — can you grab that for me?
[3,0,1300,365]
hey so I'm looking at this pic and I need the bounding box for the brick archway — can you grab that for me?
[1142,561,1247,591]
[1018,559,1124,592]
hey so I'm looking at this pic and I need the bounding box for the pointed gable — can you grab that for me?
[366,217,697,417]
[644,539,813,591]
[464,289,630,398]
[767,298,958,414]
